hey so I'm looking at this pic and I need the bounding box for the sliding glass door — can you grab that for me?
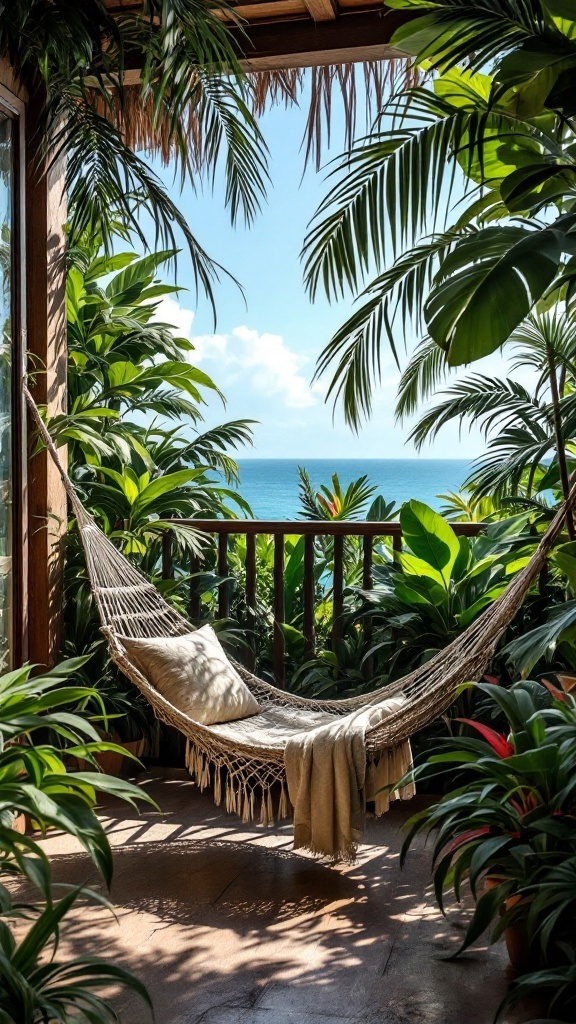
[0,112,14,671]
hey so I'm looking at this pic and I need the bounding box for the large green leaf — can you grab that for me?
[400,500,461,584]
[503,599,576,673]
[425,226,563,364]
[130,469,203,521]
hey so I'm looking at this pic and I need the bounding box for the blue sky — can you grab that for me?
[150,90,518,460]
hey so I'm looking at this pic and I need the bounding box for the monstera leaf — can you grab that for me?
[425,226,564,365]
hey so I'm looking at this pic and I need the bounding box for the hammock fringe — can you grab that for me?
[185,739,288,827]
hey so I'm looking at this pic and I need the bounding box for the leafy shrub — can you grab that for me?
[0,659,155,1022]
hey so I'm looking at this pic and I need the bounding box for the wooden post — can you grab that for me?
[25,86,67,669]
[303,533,315,660]
[332,533,344,655]
[189,552,202,620]
[362,534,373,677]
[218,532,229,619]
[161,532,173,580]
[245,532,257,671]
[273,533,285,687]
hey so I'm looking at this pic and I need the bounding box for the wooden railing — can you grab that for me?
[162,519,485,686]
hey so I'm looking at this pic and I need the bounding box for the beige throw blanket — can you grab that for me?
[284,696,415,862]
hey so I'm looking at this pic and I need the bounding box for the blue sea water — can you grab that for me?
[234,459,473,520]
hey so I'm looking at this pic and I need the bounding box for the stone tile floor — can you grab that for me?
[18,770,535,1024]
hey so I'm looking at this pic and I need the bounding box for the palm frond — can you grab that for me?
[51,91,226,312]
[395,335,450,421]
[312,231,459,429]
[466,425,556,498]
[387,0,549,76]
[509,311,576,385]
[408,375,553,450]
[302,88,491,303]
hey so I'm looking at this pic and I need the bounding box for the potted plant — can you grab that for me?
[399,680,576,968]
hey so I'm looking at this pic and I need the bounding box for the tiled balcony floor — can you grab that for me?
[19,770,534,1024]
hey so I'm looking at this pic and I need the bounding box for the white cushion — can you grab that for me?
[116,625,260,725]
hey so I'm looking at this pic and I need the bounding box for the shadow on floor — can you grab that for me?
[12,772,534,1024]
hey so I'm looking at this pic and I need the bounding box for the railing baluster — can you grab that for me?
[160,522,486,678]
[362,534,373,591]
[162,532,173,581]
[218,532,229,619]
[332,533,344,654]
[303,533,315,659]
[273,533,285,687]
[362,534,373,677]
[245,532,257,671]
[189,552,202,620]
[393,532,403,564]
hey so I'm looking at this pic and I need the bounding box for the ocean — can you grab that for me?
[234,459,473,520]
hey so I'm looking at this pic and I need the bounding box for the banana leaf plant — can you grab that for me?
[356,501,541,681]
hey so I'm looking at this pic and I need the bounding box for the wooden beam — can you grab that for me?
[214,0,307,22]
[120,10,410,74]
[233,11,409,70]
[303,0,337,23]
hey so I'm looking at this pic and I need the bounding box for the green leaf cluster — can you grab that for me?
[0,659,155,1022]
[400,677,576,1021]
[0,0,270,310]
[303,0,576,428]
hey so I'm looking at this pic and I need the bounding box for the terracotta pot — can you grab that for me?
[73,733,147,777]
[119,737,146,774]
[485,877,532,971]
[95,745,125,777]
[122,737,146,759]
[12,812,27,835]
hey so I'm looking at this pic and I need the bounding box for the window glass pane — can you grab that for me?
[0,115,12,672]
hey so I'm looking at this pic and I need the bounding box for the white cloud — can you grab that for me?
[157,295,196,337]
[156,297,319,409]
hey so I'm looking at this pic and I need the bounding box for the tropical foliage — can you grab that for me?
[184,494,569,701]
[303,0,576,430]
[400,677,576,1022]
[0,0,269,307]
[49,231,255,740]
[398,311,576,506]
[0,659,154,1022]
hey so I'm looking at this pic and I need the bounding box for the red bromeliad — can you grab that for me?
[445,827,491,855]
[457,719,515,758]
[541,679,567,703]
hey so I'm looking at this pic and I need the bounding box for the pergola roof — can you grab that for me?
[103,1,408,70]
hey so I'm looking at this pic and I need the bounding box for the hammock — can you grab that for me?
[24,386,576,827]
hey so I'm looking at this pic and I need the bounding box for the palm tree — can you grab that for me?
[1,0,270,305]
[1,3,418,310]
[396,312,576,534]
[302,1,576,428]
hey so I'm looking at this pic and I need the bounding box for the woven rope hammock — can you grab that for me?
[24,385,576,825]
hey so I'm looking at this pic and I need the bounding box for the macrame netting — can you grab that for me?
[24,385,576,825]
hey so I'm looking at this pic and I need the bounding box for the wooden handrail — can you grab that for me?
[162,519,486,686]
[169,519,485,537]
